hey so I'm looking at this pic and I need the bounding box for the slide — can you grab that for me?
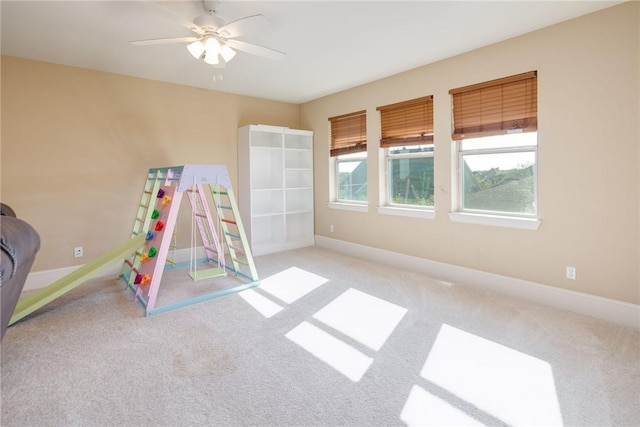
[9,234,146,325]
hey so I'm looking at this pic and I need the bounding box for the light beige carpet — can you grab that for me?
[1,246,638,426]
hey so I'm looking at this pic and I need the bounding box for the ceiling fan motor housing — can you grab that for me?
[194,14,224,32]
[203,0,219,14]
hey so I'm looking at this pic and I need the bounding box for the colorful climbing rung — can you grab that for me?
[225,231,241,239]
[228,245,244,254]
[221,218,236,225]
[218,205,232,210]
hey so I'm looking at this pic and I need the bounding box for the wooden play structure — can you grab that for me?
[119,164,259,316]
[9,164,258,325]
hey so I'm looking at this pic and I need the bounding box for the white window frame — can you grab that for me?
[378,144,435,219]
[449,132,540,230]
[329,151,369,212]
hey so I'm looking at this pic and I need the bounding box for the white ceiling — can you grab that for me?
[1,0,623,104]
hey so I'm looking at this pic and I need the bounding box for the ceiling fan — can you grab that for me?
[130,0,285,66]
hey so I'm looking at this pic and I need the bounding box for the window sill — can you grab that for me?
[328,202,369,213]
[449,212,541,230]
[377,206,435,219]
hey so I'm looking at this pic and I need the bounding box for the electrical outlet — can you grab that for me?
[330,224,334,233]
[74,246,83,258]
[566,266,576,280]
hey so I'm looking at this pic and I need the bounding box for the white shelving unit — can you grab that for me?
[238,124,314,256]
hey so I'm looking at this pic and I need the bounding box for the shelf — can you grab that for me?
[251,215,286,256]
[251,129,283,148]
[251,189,284,216]
[285,132,313,150]
[284,149,312,170]
[286,190,313,212]
[252,212,287,218]
[252,146,282,150]
[250,148,283,189]
[285,210,313,215]
[286,211,314,250]
[285,169,312,188]
[284,186,313,191]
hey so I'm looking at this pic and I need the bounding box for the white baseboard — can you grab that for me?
[24,247,201,292]
[315,235,640,330]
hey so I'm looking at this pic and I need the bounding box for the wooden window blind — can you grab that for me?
[449,71,537,140]
[329,110,367,157]
[377,96,434,148]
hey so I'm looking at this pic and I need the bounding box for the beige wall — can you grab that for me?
[1,57,300,271]
[300,2,640,304]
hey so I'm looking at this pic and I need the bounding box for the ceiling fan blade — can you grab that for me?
[217,14,270,39]
[141,0,205,36]
[130,36,201,46]
[226,40,285,61]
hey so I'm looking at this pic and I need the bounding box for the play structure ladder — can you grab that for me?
[210,184,258,282]
[120,168,164,282]
[185,184,227,280]
[133,169,164,237]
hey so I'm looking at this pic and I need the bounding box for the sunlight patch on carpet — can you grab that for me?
[419,324,563,426]
[257,267,328,304]
[238,289,283,318]
[400,385,486,426]
[313,288,407,351]
[285,321,373,382]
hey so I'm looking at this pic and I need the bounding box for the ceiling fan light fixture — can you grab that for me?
[186,40,205,59]
[220,44,236,62]
[204,49,220,65]
[204,37,221,55]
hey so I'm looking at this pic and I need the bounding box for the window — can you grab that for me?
[378,96,434,209]
[329,111,367,204]
[459,133,536,215]
[450,71,538,219]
